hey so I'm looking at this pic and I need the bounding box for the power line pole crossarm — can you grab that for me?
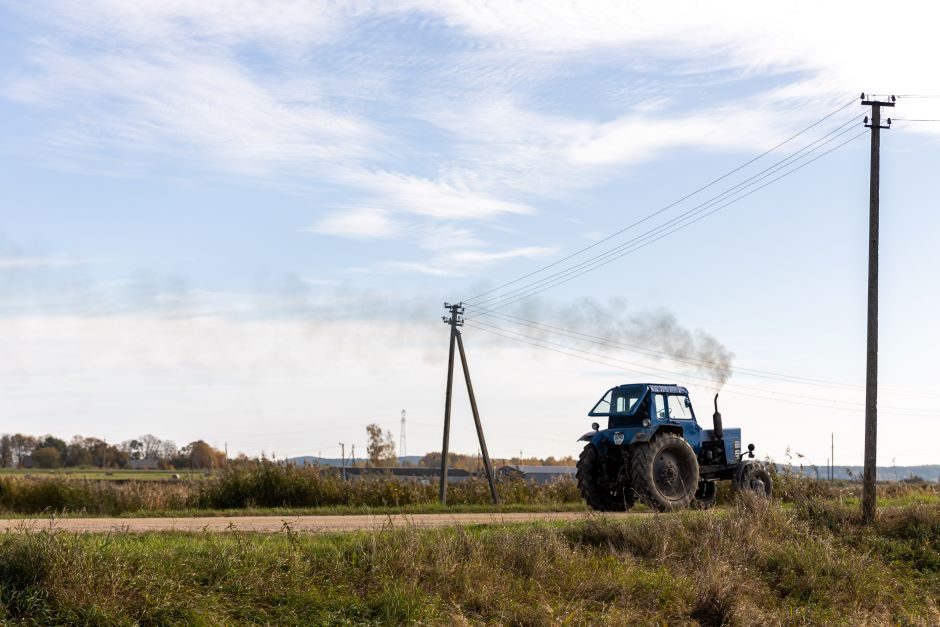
[860,93,894,524]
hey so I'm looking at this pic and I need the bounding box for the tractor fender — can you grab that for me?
[577,431,598,442]
[630,424,681,445]
[585,429,631,451]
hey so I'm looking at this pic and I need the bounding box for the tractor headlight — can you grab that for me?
[642,419,651,428]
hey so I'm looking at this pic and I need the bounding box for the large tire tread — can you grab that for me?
[630,432,699,512]
[577,444,633,512]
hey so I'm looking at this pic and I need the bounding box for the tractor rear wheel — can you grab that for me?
[576,444,635,512]
[630,433,699,512]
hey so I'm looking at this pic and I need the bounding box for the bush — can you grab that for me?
[0,463,582,515]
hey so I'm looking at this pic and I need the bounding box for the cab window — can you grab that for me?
[666,395,693,420]
[651,393,666,420]
[589,390,612,416]
[589,385,645,416]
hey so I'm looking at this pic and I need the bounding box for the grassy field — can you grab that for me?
[0,468,208,481]
[0,464,583,516]
[0,498,935,624]
[0,463,936,519]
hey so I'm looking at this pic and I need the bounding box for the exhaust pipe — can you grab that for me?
[713,393,724,440]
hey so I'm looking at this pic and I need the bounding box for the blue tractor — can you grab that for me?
[576,383,772,511]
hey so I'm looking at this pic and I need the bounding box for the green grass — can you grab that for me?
[0,464,584,516]
[0,468,208,481]
[0,501,592,519]
[0,498,935,625]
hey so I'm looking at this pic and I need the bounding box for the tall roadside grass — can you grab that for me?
[0,498,935,624]
[0,463,582,516]
[0,476,193,515]
[0,461,935,516]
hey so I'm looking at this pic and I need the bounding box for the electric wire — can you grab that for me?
[467,318,869,408]
[464,320,940,417]
[467,305,940,399]
[466,116,863,310]
[462,97,859,305]
[468,127,868,311]
[469,306,861,389]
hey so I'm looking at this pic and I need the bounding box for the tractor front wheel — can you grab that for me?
[691,479,718,510]
[576,444,634,512]
[733,461,773,499]
[630,433,699,512]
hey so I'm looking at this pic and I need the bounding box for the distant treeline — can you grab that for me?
[0,433,227,470]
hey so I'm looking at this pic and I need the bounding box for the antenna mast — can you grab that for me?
[400,409,407,462]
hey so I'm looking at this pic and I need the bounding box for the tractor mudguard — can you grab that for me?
[584,428,640,451]
[577,431,597,442]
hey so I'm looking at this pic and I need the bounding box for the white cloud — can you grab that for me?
[8,0,940,282]
[380,245,556,277]
[1,312,935,463]
[9,49,376,176]
[0,256,89,269]
[349,170,536,220]
[27,0,348,50]
[449,246,556,264]
[307,208,400,239]
[379,261,454,277]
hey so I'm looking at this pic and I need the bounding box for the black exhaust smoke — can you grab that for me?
[713,393,724,440]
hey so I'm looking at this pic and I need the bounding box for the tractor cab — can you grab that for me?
[588,383,698,433]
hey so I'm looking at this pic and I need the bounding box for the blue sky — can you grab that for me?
[2,1,939,466]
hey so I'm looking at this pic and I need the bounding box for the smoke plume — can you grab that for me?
[507,297,734,388]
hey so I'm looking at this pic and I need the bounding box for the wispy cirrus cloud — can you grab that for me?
[306,208,400,239]
[379,244,557,277]
[0,256,91,270]
[7,0,940,284]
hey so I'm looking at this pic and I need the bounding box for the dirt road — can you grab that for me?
[0,511,643,534]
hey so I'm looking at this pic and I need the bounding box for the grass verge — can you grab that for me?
[0,498,935,625]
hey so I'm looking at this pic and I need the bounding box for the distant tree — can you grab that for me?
[0,435,12,468]
[177,441,226,470]
[365,424,396,466]
[31,446,61,469]
[158,440,178,464]
[39,436,68,457]
[120,439,144,460]
[139,434,163,460]
[10,434,38,467]
[65,436,94,467]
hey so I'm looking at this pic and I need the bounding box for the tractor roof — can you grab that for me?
[617,383,690,395]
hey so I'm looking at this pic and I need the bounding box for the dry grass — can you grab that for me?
[0,463,582,516]
[0,496,936,625]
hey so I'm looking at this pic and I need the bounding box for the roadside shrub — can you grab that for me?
[0,477,193,515]
[198,462,582,509]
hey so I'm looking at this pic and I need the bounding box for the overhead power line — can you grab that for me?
[466,125,868,311]
[467,304,940,399]
[468,306,861,389]
[464,320,940,417]
[462,97,859,305]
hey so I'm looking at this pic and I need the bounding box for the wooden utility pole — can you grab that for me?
[860,94,893,523]
[456,331,501,504]
[440,302,500,505]
[439,304,460,503]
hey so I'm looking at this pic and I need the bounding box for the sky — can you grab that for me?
[2,1,940,467]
